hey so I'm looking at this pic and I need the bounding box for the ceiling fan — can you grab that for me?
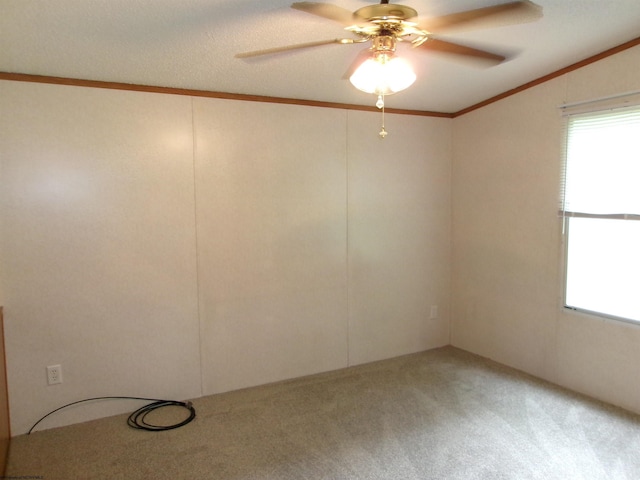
[236,1,542,65]
[236,1,542,136]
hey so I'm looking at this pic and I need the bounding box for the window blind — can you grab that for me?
[561,103,640,220]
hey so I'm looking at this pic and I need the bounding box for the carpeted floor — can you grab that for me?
[7,346,640,479]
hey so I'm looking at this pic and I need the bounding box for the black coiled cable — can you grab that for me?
[28,396,196,434]
[127,399,196,431]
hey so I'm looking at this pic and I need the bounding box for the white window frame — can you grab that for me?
[560,91,640,325]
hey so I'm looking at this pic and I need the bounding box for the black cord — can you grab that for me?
[28,396,196,434]
[127,399,196,431]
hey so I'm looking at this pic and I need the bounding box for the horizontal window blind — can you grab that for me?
[562,104,640,219]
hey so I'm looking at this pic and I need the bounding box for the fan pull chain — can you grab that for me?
[377,94,388,138]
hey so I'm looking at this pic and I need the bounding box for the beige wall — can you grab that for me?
[451,44,640,413]
[3,42,638,436]
[0,81,451,434]
[346,110,452,365]
[1,83,203,434]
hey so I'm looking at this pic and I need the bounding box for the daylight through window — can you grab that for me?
[562,102,640,323]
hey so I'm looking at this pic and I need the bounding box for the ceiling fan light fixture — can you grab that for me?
[349,53,416,95]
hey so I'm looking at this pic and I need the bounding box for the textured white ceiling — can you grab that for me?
[2,0,640,113]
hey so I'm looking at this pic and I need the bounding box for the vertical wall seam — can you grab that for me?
[345,109,351,367]
[190,96,205,398]
[448,117,454,346]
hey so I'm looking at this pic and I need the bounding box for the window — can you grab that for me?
[562,101,640,323]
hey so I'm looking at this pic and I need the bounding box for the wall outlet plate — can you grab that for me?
[47,364,62,385]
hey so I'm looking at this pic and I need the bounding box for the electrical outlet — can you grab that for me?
[429,305,438,319]
[47,364,62,385]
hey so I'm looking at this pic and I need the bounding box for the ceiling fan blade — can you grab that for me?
[291,2,361,26]
[417,38,506,64]
[235,38,357,59]
[418,1,542,33]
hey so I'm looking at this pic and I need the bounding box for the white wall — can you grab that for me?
[347,111,451,365]
[3,44,638,437]
[0,81,452,434]
[194,99,350,394]
[451,45,640,414]
[0,83,202,434]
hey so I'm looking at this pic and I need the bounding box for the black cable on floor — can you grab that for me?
[126,399,196,431]
[27,396,196,434]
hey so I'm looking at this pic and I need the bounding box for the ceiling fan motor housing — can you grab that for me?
[354,3,418,23]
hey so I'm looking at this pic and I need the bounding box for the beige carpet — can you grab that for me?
[7,346,640,479]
